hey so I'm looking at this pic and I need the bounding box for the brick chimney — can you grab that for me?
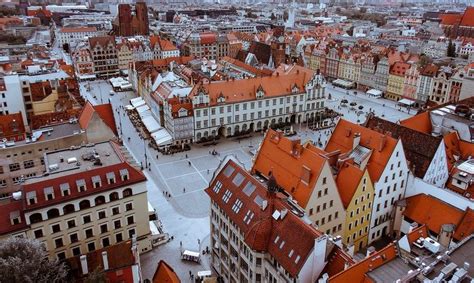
[378,135,387,152]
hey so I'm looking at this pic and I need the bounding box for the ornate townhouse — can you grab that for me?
[374,57,390,93]
[0,141,152,260]
[117,40,134,71]
[402,63,420,103]
[325,47,341,81]
[88,36,119,78]
[337,53,361,86]
[357,54,378,91]
[56,27,101,48]
[183,32,230,61]
[72,46,95,78]
[416,64,439,103]
[206,157,354,283]
[252,130,346,238]
[326,119,410,243]
[386,62,410,101]
[189,65,326,141]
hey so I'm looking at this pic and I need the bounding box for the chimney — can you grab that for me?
[80,255,88,275]
[378,135,387,152]
[102,251,109,271]
[353,133,361,150]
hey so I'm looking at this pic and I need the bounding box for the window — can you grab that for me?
[98,211,106,219]
[324,188,328,195]
[52,224,61,233]
[55,238,64,248]
[67,219,76,228]
[70,233,79,243]
[100,223,108,234]
[72,247,81,256]
[23,160,34,169]
[330,200,333,207]
[116,233,123,242]
[125,203,133,211]
[85,228,94,238]
[127,215,134,225]
[102,237,110,248]
[322,177,327,184]
[112,207,120,215]
[57,252,66,261]
[114,219,121,229]
[83,215,91,224]
[87,242,95,252]
[34,229,43,238]
[9,163,20,172]
[128,228,135,239]
[309,208,313,215]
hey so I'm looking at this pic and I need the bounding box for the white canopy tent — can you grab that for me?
[138,109,152,119]
[398,98,415,106]
[135,104,150,114]
[142,116,161,133]
[151,129,173,146]
[333,79,354,89]
[130,97,145,108]
[367,89,383,98]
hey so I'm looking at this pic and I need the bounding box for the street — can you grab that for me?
[79,80,413,280]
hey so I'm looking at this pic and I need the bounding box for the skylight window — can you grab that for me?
[295,255,301,264]
[222,190,232,203]
[223,165,235,177]
[242,181,256,196]
[232,173,245,187]
[289,249,294,258]
[232,199,243,213]
[274,235,280,244]
[213,181,223,193]
[254,195,264,206]
[279,241,285,249]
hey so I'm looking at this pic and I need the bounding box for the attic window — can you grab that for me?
[106,172,116,185]
[120,169,129,181]
[222,190,232,203]
[213,181,222,193]
[27,191,37,205]
[59,183,70,196]
[243,210,254,225]
[76,179,86,192]
[10,211,20,225]
[223,165,235,177]
[231,199,243,213]
[44,187,54,201]
[92,176,101,188]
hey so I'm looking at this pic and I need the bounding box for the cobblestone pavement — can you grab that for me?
[80,80,413,280]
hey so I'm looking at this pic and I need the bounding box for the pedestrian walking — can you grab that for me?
[183,187,186,193]
[188,161,191,166]
[180,241,182,247]
[185,154,188,158]
[207,169,210,174]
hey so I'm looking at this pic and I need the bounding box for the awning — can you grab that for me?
[77,74,96,80]
[398,98,415,106]
[142,116,161,133]
[135,104,150,114]
[138,109,152,119]
[333,79,354,88]
[130,97,145,107]
[367,89,383,97]
[149,221,160,236]
[151,128,173,146]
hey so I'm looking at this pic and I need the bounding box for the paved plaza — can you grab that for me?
[80,79,414,279]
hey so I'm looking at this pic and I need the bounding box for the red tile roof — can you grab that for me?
[0,112,26,141]
[200,32,216,45]
[152,260,180,283]
[325,119,398,182]
[389,61,410,76]
[22,161,145,212]
[79,102,118,136]
[460,7,474,27]
[399,112,433,134]
[440,13,462,26]
[207,159,342,278]
[0,199,27,235]
[252,130,326,208]
[403,194,468,240]
[335,162,365,209]
[60,27,97,33]
[190,69,314,107]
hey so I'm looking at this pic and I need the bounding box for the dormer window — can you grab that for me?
[44,187,54,201]
[106,172,116,185]
[92,176,101,188]
[119,169,129,181]
[76,179,86,192]
[256,85,265,99]
[292,84,299,94]
[26,191,37,205]
[217,92,226,104]
[60,183,70,196]
[10,211,21,225]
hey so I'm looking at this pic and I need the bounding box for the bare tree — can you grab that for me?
[0,237,68,283]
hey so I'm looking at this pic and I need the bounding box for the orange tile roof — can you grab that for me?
[79,102,118,136]
[389,61,410,76]
[460,7,474,27]
[190,69,314,107]
[403,194,464,237]
[336,162,365,209]
[0,112,25,141]
[325,119,398,182]
[252,130,326,208]
[400,112,433,134]
[440,13,462,25]
[454,208,474,240]
[152,260,180,283]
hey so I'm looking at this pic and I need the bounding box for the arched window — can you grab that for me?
[46,208,60,219]
[95,195,106,206]
[79,199,91,210]
[29,213,42,224]
[63,204,75,215]
[123,188,132,198]
[110,192,119,201]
